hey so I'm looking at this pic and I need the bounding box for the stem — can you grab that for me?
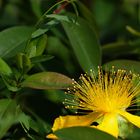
[35,0,78,27]
[35,0,69,27]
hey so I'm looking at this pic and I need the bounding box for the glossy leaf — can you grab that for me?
[32,20,58,38]
[0,57,12,76]
[55,127,116,140]
[77,1,99,35]
[102,39,140,57]
[25,34,47,58]
[19,109,50,136]
[62,15,101,73]
[2,76,20,92]
[16,53,31,73]
[22,72,72,89]
[32,28,49,38]
[0,99,19,139]
[30,116,51,135]
[103,59,140,74]
[46,14,70,22]
[0,26,33,58]
[45,14,101,73]
[18,112,31,132]
[35,34,47,56]
[30,55,54,64]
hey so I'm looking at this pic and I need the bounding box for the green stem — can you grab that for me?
[35,0,69,27]
[35,0,78,27]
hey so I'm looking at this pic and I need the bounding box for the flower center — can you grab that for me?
[64,68,140,115]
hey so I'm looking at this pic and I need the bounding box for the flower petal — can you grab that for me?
[96,113,119,138]
[46,133,58,139]
[52,112,102,131]
[46,112,102,139]
[118,110,140,128]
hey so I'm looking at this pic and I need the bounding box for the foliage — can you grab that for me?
[0,0,140,139]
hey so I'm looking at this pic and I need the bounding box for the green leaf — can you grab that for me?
[18,112,31,132]
[103,59,140,74]
[62,15,101,73]
[76,1,99,35]
[0,57,12,76]
[0,99,13,112]
[2,75,20,92]
[18,109,51,137]
[46,14,71,22]
[55,127,116,140]
[32,28,48,38]
[0,26,34,58]
[0,99,20,139]
[25,34,47,58]
[32,20,58,38]
[30,117,51,135]
[126,25,140,37]
[45,14,101,73]
[22,72,72,89]
[32,14,72,38]
[102,39,140,57]
[127,127,140,140]
[30,55,54,64]
[16,53,31,73]
[35,34,47,56]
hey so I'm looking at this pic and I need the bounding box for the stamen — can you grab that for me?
[64,67,140,114]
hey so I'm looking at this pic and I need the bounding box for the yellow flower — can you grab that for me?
[47,68,140,139]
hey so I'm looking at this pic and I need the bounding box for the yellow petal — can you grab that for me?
[118,110,140,128]
[46,112,102,139]
[96,113,119,138]
[46,133,58,140]
[52,112,102,132]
